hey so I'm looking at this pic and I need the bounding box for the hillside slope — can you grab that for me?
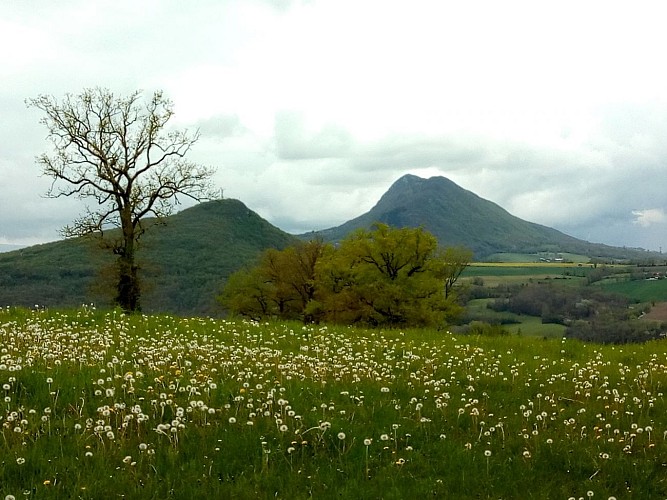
[0,199,297,314]
[304,174,654,260]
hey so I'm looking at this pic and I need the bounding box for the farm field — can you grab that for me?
[642,302,667,322]
[1,307,666,499]
[597,278,667,303]
[463,262,593,288]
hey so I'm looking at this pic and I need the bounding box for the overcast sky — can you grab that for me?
[3,0,667,252]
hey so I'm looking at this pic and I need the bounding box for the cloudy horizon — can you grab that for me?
[3,0,667,252]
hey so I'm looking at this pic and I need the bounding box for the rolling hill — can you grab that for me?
[0,174,661,316]
[0,199,297,315]
[302,174,658,261]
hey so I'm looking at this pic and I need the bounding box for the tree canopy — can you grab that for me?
[220,224,471,327]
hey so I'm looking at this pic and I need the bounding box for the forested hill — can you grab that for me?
[0,176,661,316]
[0,199,297,314]
[303,174,656,261]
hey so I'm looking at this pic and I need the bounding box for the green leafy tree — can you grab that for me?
[220,240,329,321]
[434,246,474,299]
[28,88,216,312]
[217,266,273,321]
[220,226,470,328]
[316,224,468,327]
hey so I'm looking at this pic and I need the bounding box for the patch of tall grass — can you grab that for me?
[0,306,665,498]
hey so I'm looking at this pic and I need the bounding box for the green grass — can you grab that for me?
[465,299,566,338]
[1,307,666,498]
[462,265,591,290]
[597,278,667,302]
[506,315,566,337]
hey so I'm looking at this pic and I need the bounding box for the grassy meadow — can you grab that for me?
[1,307,666,499]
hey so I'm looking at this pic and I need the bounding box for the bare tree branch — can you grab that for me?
[27,88,218,311]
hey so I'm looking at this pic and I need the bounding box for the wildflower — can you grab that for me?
[16,457,25,465]
[364,438,372,446]
[138,443,148,451]
[337,432,346,440]
[228,417,236,424]
[484,450,492,457]
[380,434,390,441]
[122,456,132,464]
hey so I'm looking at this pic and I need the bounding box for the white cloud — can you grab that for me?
[633,209,667,228]
[3,0,667,252]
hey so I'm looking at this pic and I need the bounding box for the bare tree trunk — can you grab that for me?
[116,252,140,312]
[115,211,141,312]
[28,88,216,313]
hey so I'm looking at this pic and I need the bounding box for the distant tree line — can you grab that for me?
[218,224,472,328]
[487,282,666,343]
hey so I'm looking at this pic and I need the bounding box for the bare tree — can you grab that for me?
[28,88,216,312]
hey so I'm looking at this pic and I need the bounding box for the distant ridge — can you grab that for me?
[0,199,297,314]
[302,174,656,261]
[0,176,661,316]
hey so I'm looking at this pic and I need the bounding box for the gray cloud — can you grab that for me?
[274,111,354,160]
[3,0,667,254]
[196,114,246,140]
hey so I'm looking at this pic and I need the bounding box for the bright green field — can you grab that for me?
[1,307,666,499]
[598,278,667,302]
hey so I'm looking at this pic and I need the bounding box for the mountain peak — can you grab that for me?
[393,173,423,184]
[387,174,462,194]
[305,174,639,260]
